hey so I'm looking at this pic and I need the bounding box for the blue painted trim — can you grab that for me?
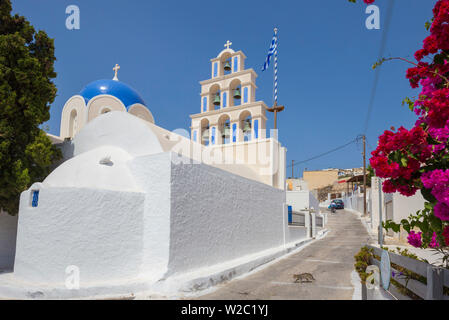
[233,56,238,72]
[243,87,249,104]
[31,190,39,207]
[254,119,259,139]
[222,92,227,108]
[213,62,218,78]
[211,127,216,145]
[202,97,207,112]
[232,123,237,143]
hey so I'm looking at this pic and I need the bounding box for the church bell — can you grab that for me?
[222,122,230,138]
[233,88,241,100]
[213,93,221,106]
[202,127,210,143]
[243,119,251,132]
[224,61,232,71]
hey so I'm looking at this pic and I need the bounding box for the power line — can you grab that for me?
[363,0,395,134]
[287,137,362,168]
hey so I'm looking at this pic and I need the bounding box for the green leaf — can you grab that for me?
[0,0,61,215]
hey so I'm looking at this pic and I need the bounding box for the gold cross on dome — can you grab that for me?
[224,40,232,50]
[113,64,120,80]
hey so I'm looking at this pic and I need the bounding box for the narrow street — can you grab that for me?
[197,209,372,300]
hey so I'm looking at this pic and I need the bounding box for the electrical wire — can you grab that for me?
[363,0,395,134]
[287,137,361,168]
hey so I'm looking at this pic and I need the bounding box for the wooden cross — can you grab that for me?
[224,40,232,50]
[113,64,120,80]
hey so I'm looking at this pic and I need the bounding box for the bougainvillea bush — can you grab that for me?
[352,0,449,266]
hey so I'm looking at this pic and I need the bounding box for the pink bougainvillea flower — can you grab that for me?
[434,202,449,221]
[407,231,423,248]
[429,232,440,248]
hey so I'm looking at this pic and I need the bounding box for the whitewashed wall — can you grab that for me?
[167,153,286,276]
[286,190,320,214]
[0,211,18,270]
[14,186,146,284]
[392,191,425,222]
[13,152,304,287]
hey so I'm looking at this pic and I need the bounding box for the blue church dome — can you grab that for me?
[79,79,146,108]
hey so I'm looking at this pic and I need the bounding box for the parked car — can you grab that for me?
[331,199,344,209]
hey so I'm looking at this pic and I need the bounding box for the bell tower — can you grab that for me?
[190,41,267,146]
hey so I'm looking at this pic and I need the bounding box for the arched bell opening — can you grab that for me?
[200,118,210,146]
[69,109,78,138]
[239,111,252,142]
[229,79,242,107]
[218,114,231,145]
[209,84,221,111]
[220,52,233,76]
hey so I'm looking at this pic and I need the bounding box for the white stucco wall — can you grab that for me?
[14,186,145,284]
[167,153,286,276]
[128,152,172,281]
[286,190,320,214]
[72,112,163,158]
[392,191,425,222]
[0,211,18,270]
[13,151,304,288]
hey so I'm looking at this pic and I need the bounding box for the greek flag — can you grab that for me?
[262,31,278,71]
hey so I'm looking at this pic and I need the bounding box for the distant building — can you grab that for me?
[303,169,339,191]
[286,178,309,191]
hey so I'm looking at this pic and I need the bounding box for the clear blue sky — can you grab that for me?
[11,0,435,177]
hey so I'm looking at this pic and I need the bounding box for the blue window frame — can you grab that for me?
[211,127,216,145]
[213,62,218,78]
[254,119,259,139]
[31,190,39,207]
[232,123,237,143]
[222,92,227,108]
[243,87,249,104]
[202,97,207,112]
[233,57,238,72]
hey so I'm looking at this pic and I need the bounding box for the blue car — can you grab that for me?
[331,199,344,209]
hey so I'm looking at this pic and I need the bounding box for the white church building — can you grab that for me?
[0,43,323,299]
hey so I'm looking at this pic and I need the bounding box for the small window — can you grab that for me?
[213,62,218,78]
[31,190,39,207]
[243,87,249,104]
[233,56,239,72]
[202,97,207,112]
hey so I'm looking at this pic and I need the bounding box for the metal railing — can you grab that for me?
[288,211,306,227]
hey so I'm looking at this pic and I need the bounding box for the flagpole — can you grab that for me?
[267,27,284,130]
[272,28,277,106]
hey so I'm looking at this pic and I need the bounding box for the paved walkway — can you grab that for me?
[197,209,372,300]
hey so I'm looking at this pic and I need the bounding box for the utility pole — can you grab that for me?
[291,160,294,179]
[363,135,367,216]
